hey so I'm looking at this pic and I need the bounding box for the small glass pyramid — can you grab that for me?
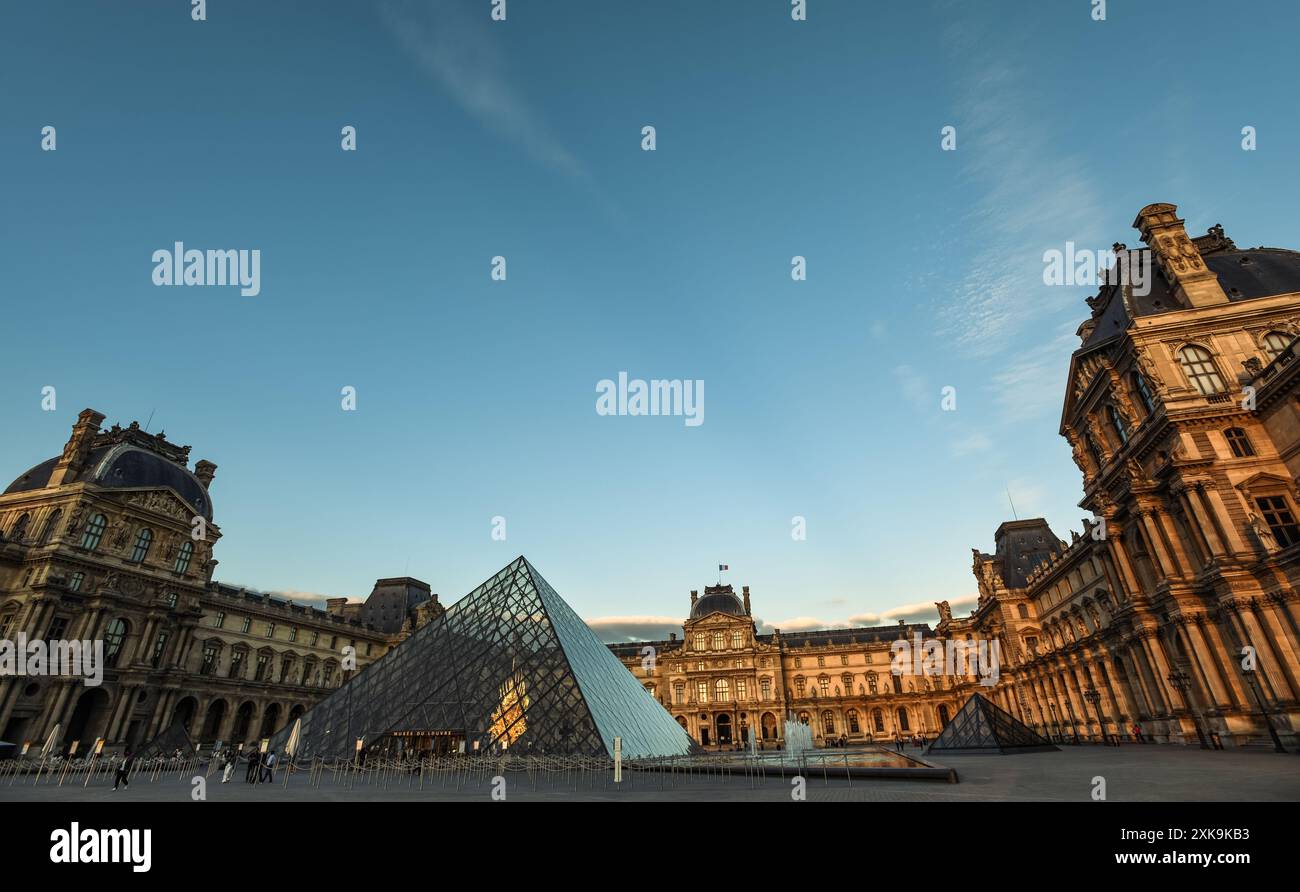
[925,692,1059,754]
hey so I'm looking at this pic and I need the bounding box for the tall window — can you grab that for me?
[81,514,107,550]
[822,710,835,735]
[10,514,30,542]
[104,619,128,668]
[1178,344,1226,395]
[255,653,270,681]
[1107,404,1130,445]
[265,623,276,638]
[760,678,771,700]
[674,683,685,705]
[818,675,830,697]
[130,528,153,563]
[736,678,748,700]
[213,611,225,628]
[0,613,14,639]
[240,617,251,634]
[68,572,84,593]
[39,509,62,545]
[868,673,878,694]
[696,680,708,703]
[1085,434,1104,469]
[1263,330,1292,361]
[1224,427,1255,457]
[731,630,743,649]
[1256,496,1300,548]
[174,540,194,573]
[896,707,910,732]
[229,650,245,679]
[164,591,178,609]
[794,676,806,697]
[1131,371,1156,415]
[151,631,169,668]
[711,631,724,649]
[694,633,706,651]
[715,678,730,702]
[200,642,220,675]
[847,709,861,734]
[872,709,885,733]
[1018,603,1029,619]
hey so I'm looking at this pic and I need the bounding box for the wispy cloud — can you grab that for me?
[937,22,1107,357]
[380,0,587,179]
[585,615,684,643]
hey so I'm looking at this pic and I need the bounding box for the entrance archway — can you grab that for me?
[233,701,256,742]
[64,688,112,751]
[761,712,777,740]
[937,703,950,728]
[716,714,733,745]
[258,703,281,740]
[200,700,227,742]
[171,695,199,737]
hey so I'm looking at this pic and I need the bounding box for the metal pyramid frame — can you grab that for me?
[925,691,1059,755]
[272,557,696,760]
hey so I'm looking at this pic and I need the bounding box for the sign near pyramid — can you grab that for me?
[271,557,697,760]
[925,692,1058,755]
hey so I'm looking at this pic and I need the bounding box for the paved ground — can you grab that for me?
[4,745,1298,802]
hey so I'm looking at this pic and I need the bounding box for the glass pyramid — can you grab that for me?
[273,557,697,760]
[925,692,1058,755]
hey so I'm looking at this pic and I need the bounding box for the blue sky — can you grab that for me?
[3,0,1299,639]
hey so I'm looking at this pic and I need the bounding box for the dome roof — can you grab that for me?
[690,587,745,619]
[5,444,213,520]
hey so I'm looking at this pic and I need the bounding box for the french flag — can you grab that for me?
[718,564,729,571]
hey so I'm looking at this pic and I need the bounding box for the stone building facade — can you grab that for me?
[952,203,1300,748]
[612,584,988,750]
[0,411,440,753]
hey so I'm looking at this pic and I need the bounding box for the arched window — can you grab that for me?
[797,711,810,725]
[872,708,885,733]
[1131,371,1157,415]
[694,633,706,651]
[1224,427,1255,458]
[81,514,107,550]
[10,513,31,542]
[711,631,724,649]
[730,630,743,649]
[715,678,730,702]
[847,709,861,734]
[822,710,835,735]
[1263,330,1293,361]
[1107,405,1130,446]
[130,528,153,563]
[104,618,129,668]
[938,704,951,727]
[38,509,62,545]
[896,707,910,732]
[174,540,194,574]
[1178,344,1226,395]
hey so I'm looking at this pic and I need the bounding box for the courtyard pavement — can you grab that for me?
[3,744,1298,802]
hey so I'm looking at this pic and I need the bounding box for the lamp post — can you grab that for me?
[1048,701,1061,743]
[1240,667,1287,753]
[1062,697,1081,745]
[1166,670,1209,749]
[1083,687,1105,745]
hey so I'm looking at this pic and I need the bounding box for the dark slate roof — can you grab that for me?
[691,587,745,619]
[757,623,933,647]
[990,519,1062,589]
[1081,247,1300,352]
[4,445,213,520]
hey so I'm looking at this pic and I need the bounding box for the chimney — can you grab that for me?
[742,585,751,615]
[48,409,105,487]
[1133,203,1228,308]
[194,460,217,489]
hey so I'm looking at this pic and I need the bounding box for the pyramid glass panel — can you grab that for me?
[273,557,697,759]
[926,692,1058,754]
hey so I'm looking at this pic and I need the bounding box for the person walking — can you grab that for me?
[1131,722,1144,743]
[245,749,261,783]
[221,749,235,784]
[112,750,135,791]
[261,750,277,784]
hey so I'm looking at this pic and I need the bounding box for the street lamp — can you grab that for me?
[1166,670,1210,749]
[1062,697,1081,745]
[1083,687,1106,745]
[1240,667,1287,753]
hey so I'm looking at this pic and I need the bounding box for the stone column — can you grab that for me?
[1180,620,1231,709]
